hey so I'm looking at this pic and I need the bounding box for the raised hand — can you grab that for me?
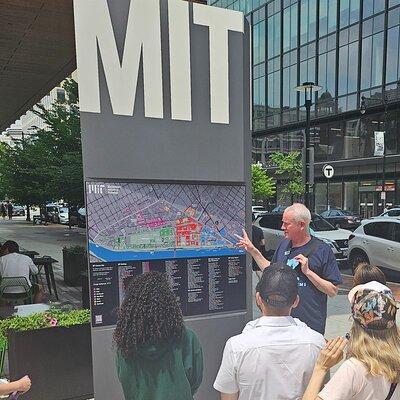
[316,337,348,371]
[234,229,256,253]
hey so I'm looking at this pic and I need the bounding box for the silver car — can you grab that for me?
[254,212,352,263]
[348,217,400,272]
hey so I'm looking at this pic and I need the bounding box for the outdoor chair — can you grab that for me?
[0,277,33,305]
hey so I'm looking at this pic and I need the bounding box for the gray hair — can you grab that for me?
[284,203,311,225]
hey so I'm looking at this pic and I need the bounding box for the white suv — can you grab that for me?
[378,208,400,218]
[254,212,352,263]
[348,218,400,273]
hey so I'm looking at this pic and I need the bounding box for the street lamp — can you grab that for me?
[295,82,322,210]
[360,95,388,211]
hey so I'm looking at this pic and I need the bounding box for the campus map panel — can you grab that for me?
[86,182,247,327]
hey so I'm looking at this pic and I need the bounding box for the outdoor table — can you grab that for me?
[33,257,59,300]
[19,250,39,259]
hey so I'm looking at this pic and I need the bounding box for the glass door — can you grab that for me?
[359,192,375,219]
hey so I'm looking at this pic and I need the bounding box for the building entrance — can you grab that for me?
[359,192,375,219]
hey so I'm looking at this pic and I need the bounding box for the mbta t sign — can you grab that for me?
[323,164,335,179]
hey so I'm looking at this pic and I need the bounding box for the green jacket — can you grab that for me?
[116,326,203,400]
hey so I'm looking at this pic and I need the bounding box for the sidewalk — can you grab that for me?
[0,218,86,307]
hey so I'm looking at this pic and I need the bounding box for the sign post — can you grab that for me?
[73,1,251,399]
[323,164,334,211]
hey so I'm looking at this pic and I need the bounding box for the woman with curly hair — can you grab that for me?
[303,281,400,399]
[114,271,203,400]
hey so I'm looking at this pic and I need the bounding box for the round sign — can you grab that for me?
[323,164,334,179]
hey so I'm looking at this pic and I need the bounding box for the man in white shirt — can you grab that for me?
[214,264,326,400]
[0,241,43,303]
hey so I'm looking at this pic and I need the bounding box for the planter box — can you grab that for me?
[8,323,93,400]
[63,249,87,286]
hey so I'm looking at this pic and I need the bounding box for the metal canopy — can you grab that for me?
[0,0,76,132]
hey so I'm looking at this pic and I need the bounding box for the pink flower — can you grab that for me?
[50,319,58,327]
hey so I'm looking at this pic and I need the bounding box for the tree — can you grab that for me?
[269,151,304,202]
[32,78,83,206]
[251,163,276,203]
[0,78,83,220]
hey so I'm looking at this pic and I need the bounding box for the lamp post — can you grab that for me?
[360,95,388,211]
[295,82,322,210]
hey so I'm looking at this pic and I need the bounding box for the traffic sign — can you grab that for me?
[323,164,334,179]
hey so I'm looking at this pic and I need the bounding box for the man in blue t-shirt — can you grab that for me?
[237,203,342,335]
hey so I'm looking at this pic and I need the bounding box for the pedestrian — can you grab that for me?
[251,215,265,279]
[214,264,325,400]
[353,262,386,287]
[0,204,6,220]
[6,201,12,220]
[114,272,203,400]
[302,281,400,399]
[236,203,342,334]
[0,241,44,303]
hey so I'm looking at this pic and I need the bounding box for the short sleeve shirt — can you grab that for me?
[319,358,399,400]
[271,237,342,334]
[213,316,325,400]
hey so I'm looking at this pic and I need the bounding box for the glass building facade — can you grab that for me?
[210,0,400,217]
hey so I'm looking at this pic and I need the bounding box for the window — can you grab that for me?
[388,209,400,217]
[386,26,400,84]
[319,0,337,37]
[56,88,65,103]
[340,0,360,28]
[253,19,265,65]
[283,4,297,52]
[364,222,394,240]
[361,31,384,90]
[338,42,359,95]
[259,215,281,230]
[300,43,316,85]
[253,64,266,131]
[268,12,281,59]
[311,214,336,231]
[300,0,317,45]
[363,0,385,19]
[393,223,400,242]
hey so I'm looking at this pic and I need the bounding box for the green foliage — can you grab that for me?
[0,308,90,347]
[269,151,304,200]
[0,78,83,207]
[63,245,87,255]
[251,164,276,202]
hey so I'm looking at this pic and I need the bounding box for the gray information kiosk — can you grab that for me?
[73,0,251,398]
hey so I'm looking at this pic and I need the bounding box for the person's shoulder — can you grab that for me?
[292,318,325,347]
[182,326,202,346]
[16,253,32,262]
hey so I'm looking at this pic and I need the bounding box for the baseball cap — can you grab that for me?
[348,281,398,330]
[256,263,298,308]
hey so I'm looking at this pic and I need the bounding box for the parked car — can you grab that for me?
[252,205,267,220]
[378,207,400,218]
[11,204,25,216]
[254,212,352,263]
[348,217,400,273]
[54,207,69,224]
[320,209,361,230]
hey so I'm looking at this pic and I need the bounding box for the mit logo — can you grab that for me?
[73,0,244,124]
[88,184,105,194]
